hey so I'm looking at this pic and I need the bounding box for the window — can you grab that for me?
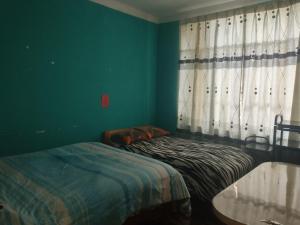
[178,2,300,142]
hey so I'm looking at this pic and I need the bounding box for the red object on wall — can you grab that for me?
[101,94,109,108]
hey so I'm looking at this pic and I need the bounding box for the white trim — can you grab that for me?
[89,0,273,24]
[159,0,272,23]
[89,0,159,23]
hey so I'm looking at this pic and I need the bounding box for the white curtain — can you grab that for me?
[178,1,300,142]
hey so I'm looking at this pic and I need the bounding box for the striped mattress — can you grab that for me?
[0,142,191,225]
[122,136,254,201]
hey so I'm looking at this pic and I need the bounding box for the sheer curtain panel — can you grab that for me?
[178,1,300,142]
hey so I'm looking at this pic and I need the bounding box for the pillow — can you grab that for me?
[103,126,170,147]
[135,126,170,139]
[106,128,149,146]
[103,128,134,146]
[134,127,153,139]
[131,129,149,143]
[111,133,133,145]
[151,127,170,138]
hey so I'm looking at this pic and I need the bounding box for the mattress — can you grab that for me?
[122,136,254,201]
[0,142,190,225]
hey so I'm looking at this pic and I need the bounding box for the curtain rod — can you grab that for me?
[180,0,299,24]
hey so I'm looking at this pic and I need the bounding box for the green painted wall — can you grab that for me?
[155,22,180,132]
[0,0,158,156]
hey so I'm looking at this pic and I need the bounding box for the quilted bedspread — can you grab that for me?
[0,142,190,225]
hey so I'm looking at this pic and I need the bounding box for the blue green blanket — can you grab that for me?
[0,142,190,225]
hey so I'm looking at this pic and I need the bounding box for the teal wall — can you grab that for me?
[155,22,180,132]
[0,0,158,156]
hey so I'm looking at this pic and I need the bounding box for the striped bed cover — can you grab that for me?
[0,142,190,225]
[122,136,254,201]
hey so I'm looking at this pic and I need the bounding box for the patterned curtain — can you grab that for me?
[178,1,300,142]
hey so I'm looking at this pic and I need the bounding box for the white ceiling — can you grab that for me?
[90,0,272,23]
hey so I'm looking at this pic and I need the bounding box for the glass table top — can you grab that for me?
[213,162,300,225]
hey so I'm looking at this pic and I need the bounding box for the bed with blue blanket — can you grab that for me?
[0,142,191,225]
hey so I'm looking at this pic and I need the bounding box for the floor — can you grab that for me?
[191,201,225,225]
[191,211,224,225]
